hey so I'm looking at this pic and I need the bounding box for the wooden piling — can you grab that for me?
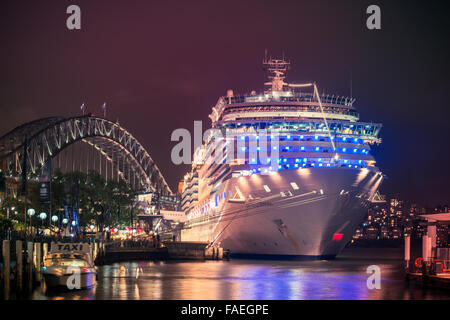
[34,243,41,282]
[94,242,98,260]
[43,243,48,260]
[16,240,23,292]
[27,242,33,289]
[2,240,11,299]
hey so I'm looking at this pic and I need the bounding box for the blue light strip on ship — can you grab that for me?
[249,158,367,174]
[238,135,365,144]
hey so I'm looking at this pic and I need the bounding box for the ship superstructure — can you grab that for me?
[179,57,383,259]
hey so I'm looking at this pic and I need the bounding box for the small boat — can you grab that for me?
[42,242,97,289]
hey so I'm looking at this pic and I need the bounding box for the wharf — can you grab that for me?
[103,241,226,262]
[103,247,168,262]
[407,272,450,290]
[164,241,225,260]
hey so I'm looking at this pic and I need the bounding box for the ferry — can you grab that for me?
[42,242,97,289]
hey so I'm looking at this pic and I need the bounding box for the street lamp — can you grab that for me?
[7,206,15,220]
[27,208,35,235]
[51,215,59,236]
[62,218,68,225]
[39,212,47,229]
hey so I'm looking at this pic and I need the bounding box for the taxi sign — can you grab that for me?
[50,242,91,253]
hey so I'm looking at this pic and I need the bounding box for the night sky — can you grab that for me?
[1,0,449,206]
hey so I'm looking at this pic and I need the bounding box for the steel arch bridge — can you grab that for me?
[0,115,173,196]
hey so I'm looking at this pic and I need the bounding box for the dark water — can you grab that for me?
[30,248,450,300]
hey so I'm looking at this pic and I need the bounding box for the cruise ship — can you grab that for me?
[179,57,383,259]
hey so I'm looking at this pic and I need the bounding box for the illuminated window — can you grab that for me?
[290,182,299,190]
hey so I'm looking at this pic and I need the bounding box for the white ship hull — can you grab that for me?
[181,167,383,259]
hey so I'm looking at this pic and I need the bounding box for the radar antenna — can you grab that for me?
[263,56,290,92]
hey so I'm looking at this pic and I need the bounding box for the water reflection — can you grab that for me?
[30,248,450,300]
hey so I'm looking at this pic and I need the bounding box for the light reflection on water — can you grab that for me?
[30,248,450,300]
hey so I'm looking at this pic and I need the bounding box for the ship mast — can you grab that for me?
[263,54,339,161]
[263,57,290,92]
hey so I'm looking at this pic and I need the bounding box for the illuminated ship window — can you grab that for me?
[290,182,299,190]
[263,185,271,193]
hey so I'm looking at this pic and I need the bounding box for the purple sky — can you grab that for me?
[1,0,449,206]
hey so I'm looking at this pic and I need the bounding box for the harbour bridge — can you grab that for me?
[0,115,173,197]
